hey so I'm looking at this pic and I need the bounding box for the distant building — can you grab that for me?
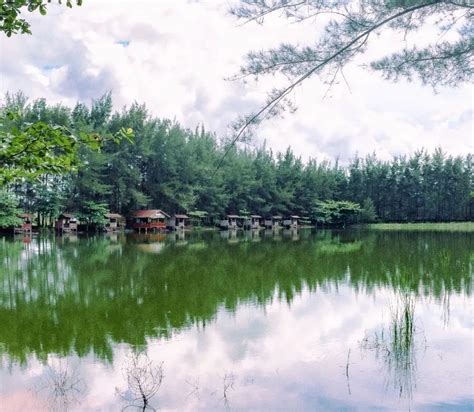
[168,214,189,230]
[105,213,125,232]
[264,216,282,229]
[55,213,78,233]
[243,215,262,230]
[219,215,240,230]
[131,210,170,233]
[15,214,33,234]
[283,215,300,229]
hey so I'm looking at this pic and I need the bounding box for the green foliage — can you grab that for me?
[312,200,361,226]
[0,189,22,227]
[31,175,69,226]
[77,201,109,229]
[4,94,473,225]
[0,93,134,185]
[0,0,82,37]
[188,210,208,226]
[0,113,84,183]
[0,230,471,362]
[360,198,378,223]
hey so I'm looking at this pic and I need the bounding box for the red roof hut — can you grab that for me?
[131,210,170,233]
[15,213,33,234]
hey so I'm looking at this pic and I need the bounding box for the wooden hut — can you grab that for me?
[14,213,33,234]
[283,215,300,229]
[104,213,124,232]
[167,214,189,231]
[219,215,240,230]
[55,213,78,233]
[264,216,282,229]
[131,210,170,233]
[244,215,262,230]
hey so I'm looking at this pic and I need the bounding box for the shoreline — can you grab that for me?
[362,222,474,232]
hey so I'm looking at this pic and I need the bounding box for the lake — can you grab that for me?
[0,229,472,411]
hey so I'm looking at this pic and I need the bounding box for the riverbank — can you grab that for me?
[364,222,474,232]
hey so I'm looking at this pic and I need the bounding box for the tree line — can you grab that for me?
[1,92,472,227]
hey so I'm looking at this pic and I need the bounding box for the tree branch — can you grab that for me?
[218,0,441,169]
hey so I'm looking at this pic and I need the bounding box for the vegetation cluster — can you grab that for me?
[0,92,472,229]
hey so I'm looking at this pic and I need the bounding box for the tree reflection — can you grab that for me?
[35,360,86,411]
[116,351,164,411]
[0,231,470,364]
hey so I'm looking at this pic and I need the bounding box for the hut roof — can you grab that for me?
[132,209,170,219]
[250,215,261,218]
[106,213,123,219]
[290,215,300,219]
[227,215,240,218]
[174,214,189,219]
[58,212,77,219]
[272,216,282,219]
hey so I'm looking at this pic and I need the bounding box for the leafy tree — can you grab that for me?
[0,93,133,185]
[312,200,361,227]
[4,94,472,226]
[188,210,209,227]
[0,189,22,227]
[469,191,474,220]
[229,0,473,138]
[0,0,82,37]
[32,174,68,227]
[0,111,96,184]
[360,198,378,223]
[77,201,109,231]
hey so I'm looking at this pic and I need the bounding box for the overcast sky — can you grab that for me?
[0,0,471,163]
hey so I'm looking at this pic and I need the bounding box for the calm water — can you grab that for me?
[0,229,472,411]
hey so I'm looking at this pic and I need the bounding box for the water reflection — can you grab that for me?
[0,230,472,410]
[360,292,425,401]
[282,228,299,241]
[116,351,164,411]
[35,359,86,411]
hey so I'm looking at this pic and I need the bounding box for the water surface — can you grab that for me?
[0,230,472,410]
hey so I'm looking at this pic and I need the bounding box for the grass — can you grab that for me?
[365,222,474,232]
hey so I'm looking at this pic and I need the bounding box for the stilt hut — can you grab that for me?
[219,215,240,230]
[264,216,282,229]
[283,215,300,229]
[167,214,189,231]
[105,213,124,232]
[131,210,170,233]
[244,215,262,230]
[15,214,33,234]
[55,213,78,233]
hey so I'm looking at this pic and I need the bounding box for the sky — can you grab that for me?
[0,0,472,163]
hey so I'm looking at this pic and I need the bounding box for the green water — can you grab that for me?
[0,229,472,411]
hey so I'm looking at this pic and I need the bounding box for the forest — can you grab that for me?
[1,92,473,227]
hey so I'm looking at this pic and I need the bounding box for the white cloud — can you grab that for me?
[0,0,471,162]
[2,286,472,410]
